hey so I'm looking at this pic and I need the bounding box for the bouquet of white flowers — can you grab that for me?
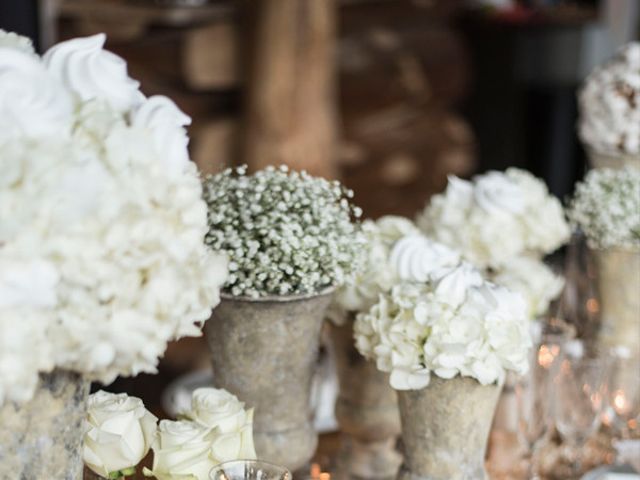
[417,168,569,268]
[568,167,640,250]
[578,43,640,156]
[0,31,227,406]
[203,165,363,297]
[83,388,255,480]
[354,263,531,390]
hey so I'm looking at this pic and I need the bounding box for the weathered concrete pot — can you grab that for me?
[593,248,640,356]
[205,290,334,473]
[587,148,640,170]
[330,316,402,480]
[0,369,90,480]
[396,376,502,480]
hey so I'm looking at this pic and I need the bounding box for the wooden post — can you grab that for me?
[240,0,338,179]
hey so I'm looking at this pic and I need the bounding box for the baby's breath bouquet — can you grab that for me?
[203,165,364,297]
[568,167,640,250]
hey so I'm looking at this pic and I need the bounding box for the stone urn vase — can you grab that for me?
[396,376,502,480]
[205,290,334,473]
[0,369,90,480]
[330,316,402,480]
[592,248,640,356]
[586,148,640,171]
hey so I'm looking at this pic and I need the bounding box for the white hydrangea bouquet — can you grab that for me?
[417,168,569,319]
[568,167,640,250]
[83,388,255,479]
[355,262,531,390]
[578,43,640,161]
[203,165,364,297]
[0,31,228,407]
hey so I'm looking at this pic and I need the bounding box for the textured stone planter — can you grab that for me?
[330,316,402,480]
[0,369,90,480]
[593,248,640,356]
[396,376,502,480]
[205,290,334,473]
[587,148,640,170]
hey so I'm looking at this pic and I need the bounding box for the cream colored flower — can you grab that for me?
[355,263,532,390]
[491,256,564,319]
[145,420,219,480]
[83,391,158,478]
[417,169,569,267]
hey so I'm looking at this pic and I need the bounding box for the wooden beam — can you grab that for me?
[240,0,338,178]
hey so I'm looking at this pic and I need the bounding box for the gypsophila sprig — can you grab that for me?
[203,165,364,297]
[568,167,640,250]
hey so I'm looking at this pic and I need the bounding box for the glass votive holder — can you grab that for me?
[210,460,292,480]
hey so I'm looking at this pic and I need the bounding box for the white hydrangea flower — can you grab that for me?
[330,216,419,318]
[0,29,36,55]
[0,32,228,406]
[568,167,640,250]
[417,168,569,267]
[491,256,564,320]
[579,42,640,155]
[354,263,531,390]
[203,165,364,298]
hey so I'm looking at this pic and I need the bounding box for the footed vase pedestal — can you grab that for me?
[396,376,501,480]
[205,290,333,473]
[330,317,402,480]
[0,369,90,480]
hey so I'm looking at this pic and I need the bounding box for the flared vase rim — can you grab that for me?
[220,286,336,303]
[585,145,640,160]
[209,459,293,480]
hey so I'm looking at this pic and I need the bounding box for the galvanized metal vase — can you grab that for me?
[593,248,640,356]
[330,316,402,480]
[0,369,90,480]
[205,290,334,473]
[396,376,502,480]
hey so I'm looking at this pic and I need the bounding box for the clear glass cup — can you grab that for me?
[552,340,609,476]
[602,347,640,441]
[209,460,292,480]
[514,325,569,478]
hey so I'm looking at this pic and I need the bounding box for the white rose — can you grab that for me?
[83,391,158,478]
[43,33,144,113]
[187,388,257,462]
[474,171,527,215]
[132,96,192,176]
[145,420,219,480]
[0,47,73,142]
[188,388,249,433]
[492,256,565,319]
[390,234,460,283]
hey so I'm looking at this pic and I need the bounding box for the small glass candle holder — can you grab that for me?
[210,460,292,480]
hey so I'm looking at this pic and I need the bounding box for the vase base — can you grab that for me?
[396,465,489,480]
[335,436,401,480]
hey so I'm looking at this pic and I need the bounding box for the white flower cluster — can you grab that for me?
[354,263,531,390]
[203,165,363,297]
[146,388,256,480]
[84,388,255,480]
[330,216,419,321]
[491,256,564,319]
[0,32,228,406]
[568,167,640,250]
[579,42,640,155]
[417,168,569,268]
